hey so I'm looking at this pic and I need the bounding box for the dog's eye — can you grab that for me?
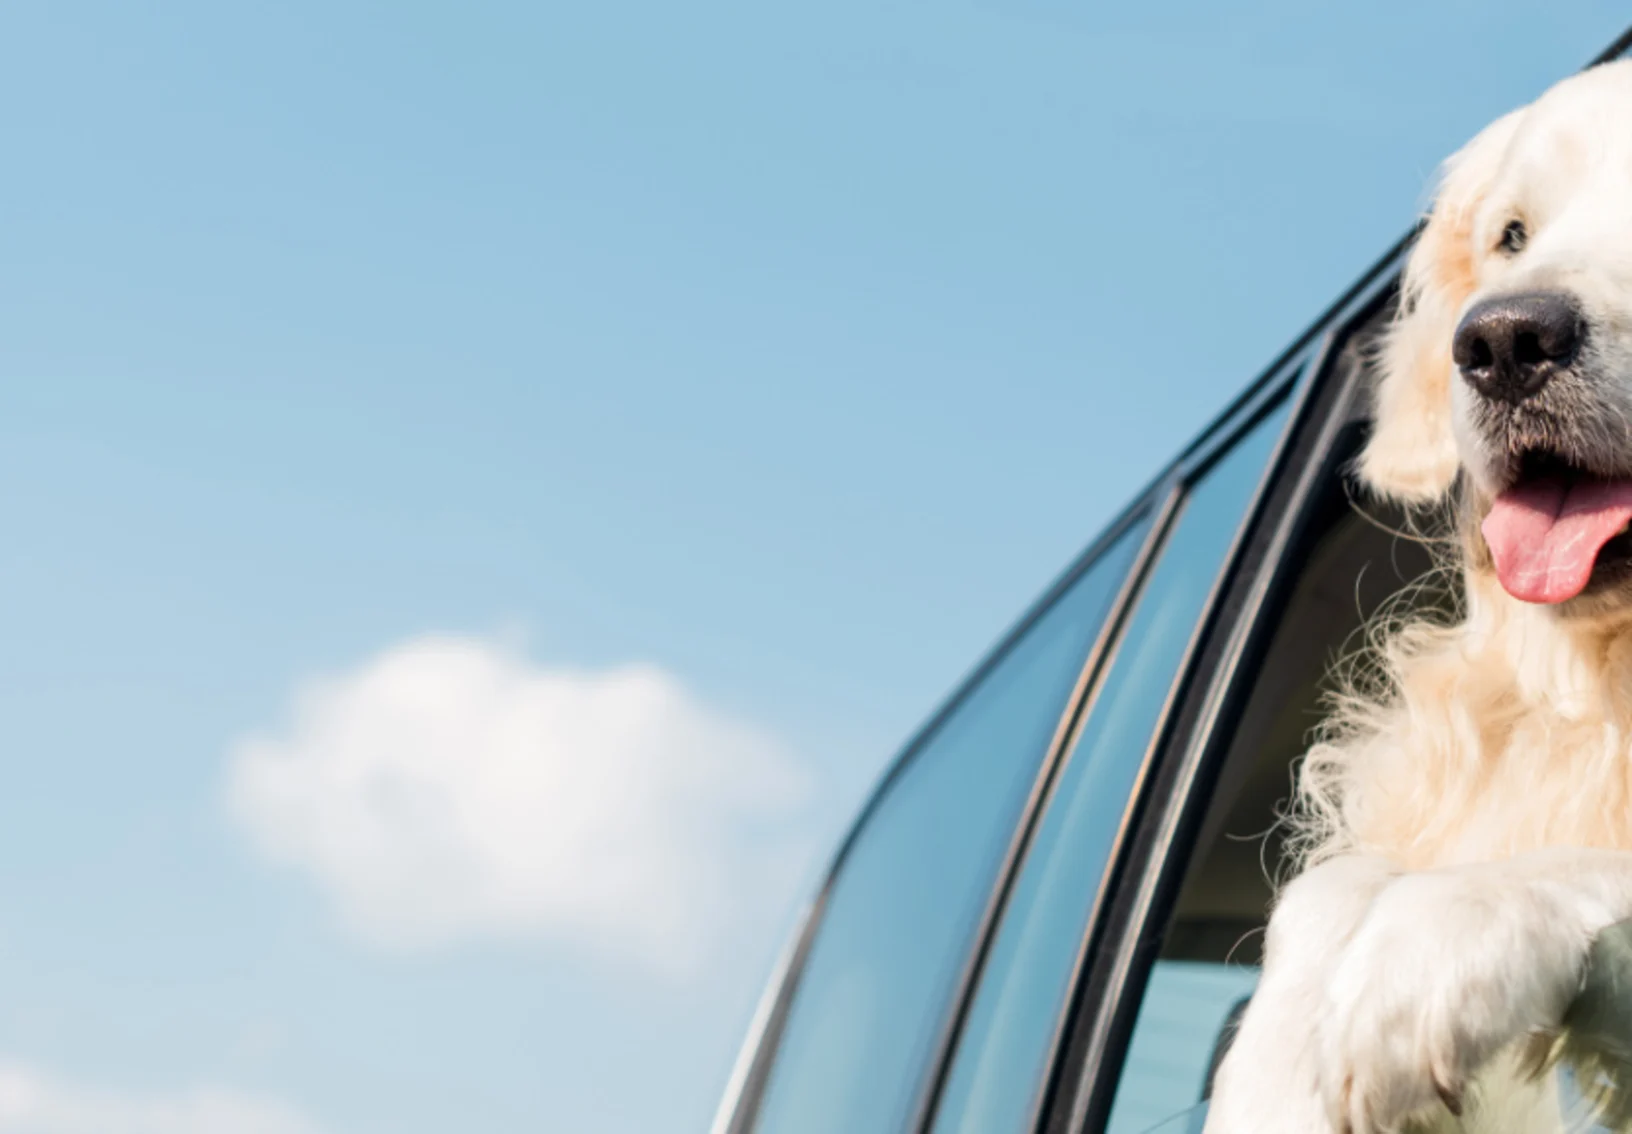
[1498,218,1528,255]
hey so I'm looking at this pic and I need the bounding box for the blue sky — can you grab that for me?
[2,2,1628,1132]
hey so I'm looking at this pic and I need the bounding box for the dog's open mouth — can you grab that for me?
[1483,451,1632,603]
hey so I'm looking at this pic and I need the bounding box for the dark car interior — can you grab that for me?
[1161,476,1447,969]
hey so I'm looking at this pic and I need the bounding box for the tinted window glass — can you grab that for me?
[929,405,1288,1134]
[750,517,1150,1134]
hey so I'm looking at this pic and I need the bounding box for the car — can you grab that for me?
[709,25,1632,1134]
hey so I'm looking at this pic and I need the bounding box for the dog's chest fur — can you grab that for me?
[1306,574,1632,871]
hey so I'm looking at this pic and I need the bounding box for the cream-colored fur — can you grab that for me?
[1206,60,1632,1134]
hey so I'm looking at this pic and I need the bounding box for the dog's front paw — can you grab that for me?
[1316,869,1587,1133]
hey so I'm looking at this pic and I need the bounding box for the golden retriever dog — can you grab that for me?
[1206,60,1632,1134]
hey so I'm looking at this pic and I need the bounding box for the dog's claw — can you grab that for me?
[1515,1028,1560,1081]
[1329,1073,1354,1134]
[1430,1055,1464,1117]
[1342,1074,1366,1134]
[1433,1075,1463,1118]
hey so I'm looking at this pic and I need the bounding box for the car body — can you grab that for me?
[710,26,1632,1134]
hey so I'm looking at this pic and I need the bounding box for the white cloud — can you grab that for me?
[0,1062,320,1134]
[226,635,816,972]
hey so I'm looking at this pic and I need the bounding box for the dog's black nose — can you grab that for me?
[1452,292,1583,403]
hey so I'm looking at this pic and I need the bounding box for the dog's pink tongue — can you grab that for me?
[1483,478,1632,603]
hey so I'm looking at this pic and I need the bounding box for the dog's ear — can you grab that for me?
[1359,110,1526,503]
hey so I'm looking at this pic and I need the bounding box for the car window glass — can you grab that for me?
[749,515,1150,1134]
[929,404,1289,1134]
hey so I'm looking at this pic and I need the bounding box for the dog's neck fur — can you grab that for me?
[1299,535,1632,872]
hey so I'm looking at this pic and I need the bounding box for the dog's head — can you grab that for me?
[1366,60,1632,614]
